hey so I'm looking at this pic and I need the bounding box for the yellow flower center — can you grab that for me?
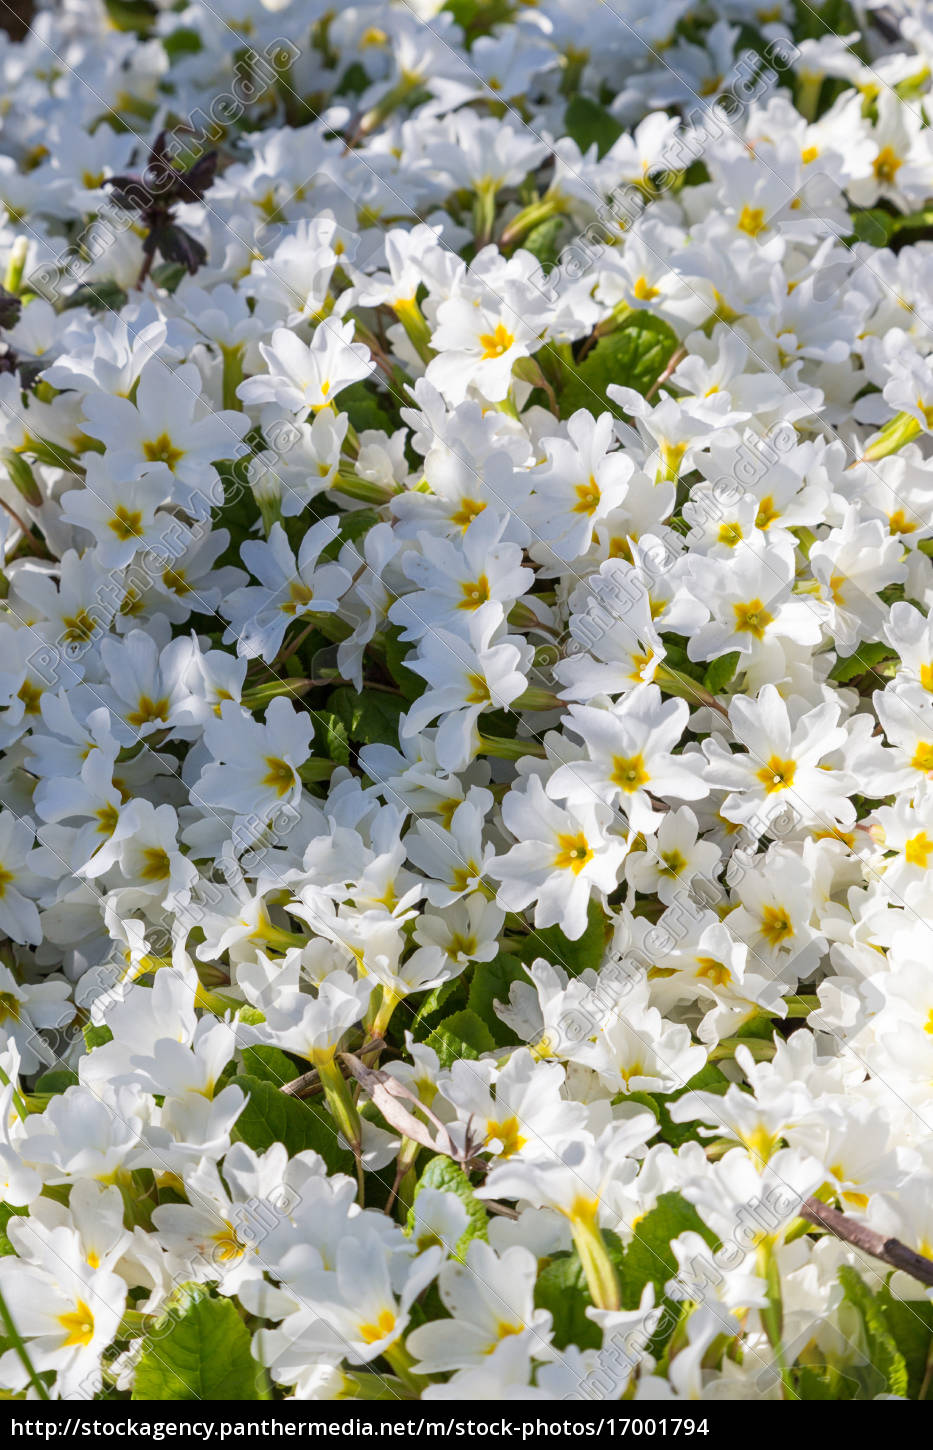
[450,497,486,530]
[888,509,916,535]
[96,803,119,836]
[760,903,794,948]
[552,831,593,874]
[911,742,933,775]
[262,756,296,797]
[873,146,903,185]
[142,433,185,471]
[126,694,169,728]
[486,1115,527,1157]
[140,847,172,882]
[17,679,42,714]
[458,574,490,608]
[211,1223,246,1263]
[478,322,514,359]
[573,476,601,514]
[905,831,933,868]
[162,566,190,596]
[108,506,144,541]
[359,1308,397,1344]
[733,598,774,639]
[61,609,99,645]
[755,754,797,794]
[281,580,314,615]
[737,205,766,237]
[756,495,779,530]
[632,275,659,301]
[0,990,21,1024]
[695,956,731,987]
[57,1301,95,1348]
[658,848,687,878]
[610,752,649,792]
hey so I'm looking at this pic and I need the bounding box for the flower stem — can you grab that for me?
[0,1285,50,1400]
[570,1211,621,1312]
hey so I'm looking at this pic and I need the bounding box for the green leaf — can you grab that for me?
[318,507,380,562]
[409,1154,488,1258]
[468,953,529,1046]
[829,640,899,683]
[534,1251,603,1350]
[519,897,608,977]
[337,380,396,434]
[327,685,405,748]
[337,62,370,97]
[230,1074,355,1174]
[316,709,351,767]
[162,27,203,60]
[654,1063,730,1149]
[618,1192,713,1308]
[522,215,566,269]
[0,1204,27,1257]
[429,1008,496,1068]
[411,975,466,1038]
[61,281,129,313]
[132,1284,265,1400]
[237,1044,297,1087]
[849,209,897,247]
[384,626,424,701]
[838,1266,909,1398]
[562,96,623,158]
[149,261,188,294]
[703,651,740,695]
[33,1069,79,1094]
[83,1023,113,1052]
[103,0,157,33]
[877,1286,933,1399]
[794,0,859,44]
[560,314,679,415]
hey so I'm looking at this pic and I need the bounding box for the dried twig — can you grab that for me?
[279,1038,385,1098]
[645,345,686,401]
[339,1052,485,1170]
[801,1196,933,1288]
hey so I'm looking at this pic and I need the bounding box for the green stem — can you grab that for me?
[477,733,546,760]
[241,678,315,708]
[861,410,924,462]
[499,194,565,248]
[757,1237,793,1399]
[3,238,27,296]
[709,1037,776,1063]
[570,1211,621,1312]
[473,182,499,247]
[317,1055,363,1162]
[383,1341,431,1395]
[0,1286,50,1400]
[513,686,561,712]
[331,472,394,504]
[221,344,245,411]
[393,297,434,364]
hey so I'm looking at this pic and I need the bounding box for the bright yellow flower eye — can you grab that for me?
[552,831,593,873]
[478,322,514,359]
[733,598,774,639]
[755,755,797,794]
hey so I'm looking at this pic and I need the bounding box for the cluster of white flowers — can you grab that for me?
[3,0,933,1406]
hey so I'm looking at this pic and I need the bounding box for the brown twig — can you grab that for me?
[800,1196,933,1287]
[279,1037,385,1098]
[0,497,50,557]
[645,345,686,402]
